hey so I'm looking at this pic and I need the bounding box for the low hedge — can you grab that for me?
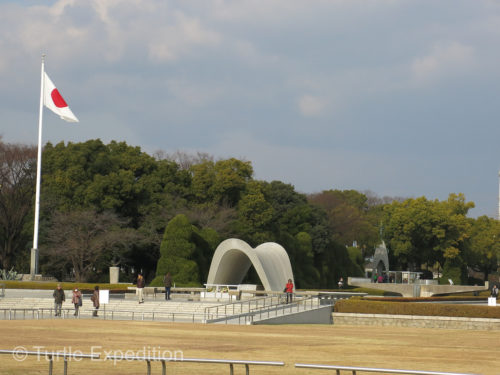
[0,280,133,293]
[334,298,500,319]
[363,295,488,302]
[310,288,396,296]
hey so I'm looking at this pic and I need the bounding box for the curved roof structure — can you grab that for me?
[206,238,294,291]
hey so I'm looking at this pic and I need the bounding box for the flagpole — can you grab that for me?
[31,54,45,279]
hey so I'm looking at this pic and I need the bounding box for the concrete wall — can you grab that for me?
[333,312,500,330]
[253,306,333,325]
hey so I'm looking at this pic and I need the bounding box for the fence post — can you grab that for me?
[229,363,234,375]
[48,354,53,375]
[146,360,151,375]
[162,360,166,375]
[64,357,68,375]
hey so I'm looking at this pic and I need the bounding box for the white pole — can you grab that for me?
[31,54,45,278]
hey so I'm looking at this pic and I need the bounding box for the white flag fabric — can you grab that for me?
[43,72,79,122]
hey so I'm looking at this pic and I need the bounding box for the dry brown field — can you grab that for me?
[0,320,498,374]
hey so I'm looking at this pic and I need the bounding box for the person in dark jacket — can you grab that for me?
[91,285,100,317]
[492,285,499,298]
[53,284,65,317]
[163,272,172,300]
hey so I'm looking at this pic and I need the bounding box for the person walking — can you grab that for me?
[163,272,172,301]
[491,284,499,298]
[91,285,100,317]
[285,279,294,304]
[137,273,145,304]
[53,284,65,317]
[71,288,82,317]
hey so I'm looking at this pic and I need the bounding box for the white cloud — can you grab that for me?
[411,42,475,85]
[297,95,327,117]
[0,0,223,70]
[166,78,224,107]
[148,13,221,63]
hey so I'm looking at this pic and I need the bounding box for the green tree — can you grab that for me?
[190,158,253,206]
[465,215,500,282]
[308,190,379,251]
[441,257,468,285]
[383,194,473,275]
[43,140,158,217]
[153,214,201,286]
[293,232,319,288]
[347,246,365,277]
[236,181,274,244]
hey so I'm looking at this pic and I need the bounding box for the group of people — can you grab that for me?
[52,284,100,317]
[135,272,173,304]
[52,271,174,317]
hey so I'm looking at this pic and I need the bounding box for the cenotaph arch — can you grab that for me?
[206,238,294,292]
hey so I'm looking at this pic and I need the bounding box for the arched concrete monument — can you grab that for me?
[373,241,389,275]
[206,238,294,291]
[365,241,390,277]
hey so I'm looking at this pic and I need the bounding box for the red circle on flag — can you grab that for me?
[51,89,68,108]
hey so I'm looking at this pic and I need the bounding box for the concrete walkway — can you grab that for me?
[0,289,221,322]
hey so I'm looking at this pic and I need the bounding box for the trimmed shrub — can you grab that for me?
[154,214,212,286]
[441,257,467,285]
[1,280,133,292]
[334,298,500,319]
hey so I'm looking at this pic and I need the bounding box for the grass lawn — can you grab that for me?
[0,320,497,374]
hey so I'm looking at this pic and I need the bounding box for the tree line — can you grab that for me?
[0,138,498,287]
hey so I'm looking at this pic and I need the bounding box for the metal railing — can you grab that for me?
[204,295,280,321]
[105,355,284,375]
[0,307,206,323]
[204,295,323,324]
[0,349,99,375]
[294,363,480,375]
[2,350,475,375]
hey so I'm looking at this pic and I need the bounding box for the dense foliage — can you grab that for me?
[0,138,498,287]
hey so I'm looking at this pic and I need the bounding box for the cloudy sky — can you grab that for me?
[1,0,499,217]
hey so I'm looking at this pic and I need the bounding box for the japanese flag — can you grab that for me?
[43,72,79,122]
